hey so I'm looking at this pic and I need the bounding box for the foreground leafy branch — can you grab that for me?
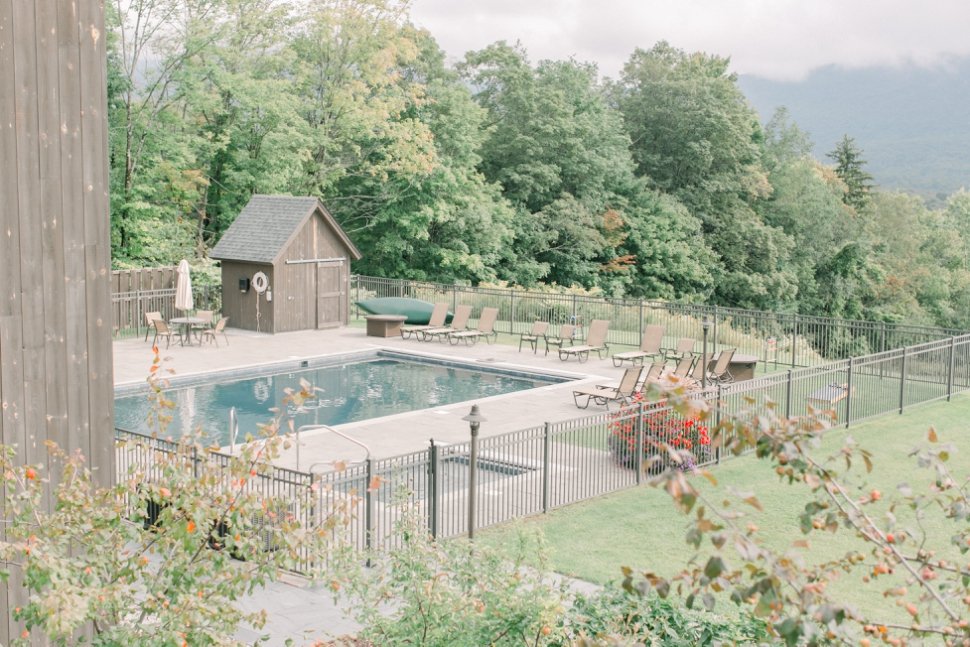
[630,385,970,646]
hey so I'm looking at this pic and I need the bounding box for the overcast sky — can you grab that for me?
[409,0,970,81]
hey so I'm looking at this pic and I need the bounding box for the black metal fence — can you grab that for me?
[112,285,221,337]
[115,327,970,574]
[352,275,964,368]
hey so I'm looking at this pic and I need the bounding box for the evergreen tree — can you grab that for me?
[827,134,874,211]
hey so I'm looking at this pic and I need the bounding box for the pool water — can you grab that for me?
[114,357,561,446]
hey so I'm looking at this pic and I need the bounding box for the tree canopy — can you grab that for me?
[106,1,970,329]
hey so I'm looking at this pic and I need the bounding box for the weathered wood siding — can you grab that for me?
[275,217,318,332]
[111,266,177,293]
[310,212,352,328]
[220,261,275,332]
[0,0,113,640]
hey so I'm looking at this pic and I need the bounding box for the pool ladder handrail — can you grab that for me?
[298,424,371,474]
[228,407,240,455]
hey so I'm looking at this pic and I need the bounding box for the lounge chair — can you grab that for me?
[662,337,695,364]
[706,348,736,384]
[612,325,665,367]
[151,319,182,349]
[448,307,499,345]
[144,311,162,341]
[422,304,472,342]
[519,321,549,353]
[668,354,697,379]
[573,366,643,409]
[544,324,576,356]
[200,316,230,347]
[559,319,610,362]
[401,302,449,340]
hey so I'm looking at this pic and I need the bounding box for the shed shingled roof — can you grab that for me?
[210,195,361,264]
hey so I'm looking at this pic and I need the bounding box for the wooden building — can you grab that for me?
[1,1,114,640]
[211,196,362,333]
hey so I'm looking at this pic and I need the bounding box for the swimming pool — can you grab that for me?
[114,352,567,446]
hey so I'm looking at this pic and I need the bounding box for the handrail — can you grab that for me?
[228,407,239,454]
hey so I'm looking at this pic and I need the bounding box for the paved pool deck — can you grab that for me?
[114,326,612,644]
[114,323,625,469]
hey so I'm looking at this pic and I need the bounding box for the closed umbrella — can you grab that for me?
[175,259,193,312]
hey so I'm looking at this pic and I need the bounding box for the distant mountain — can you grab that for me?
[739,59,970,200]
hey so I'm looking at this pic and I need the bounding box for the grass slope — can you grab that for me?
[480,394,970,624]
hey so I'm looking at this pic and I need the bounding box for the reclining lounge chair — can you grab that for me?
[612,325,665,367]
[519,321,549,353]
[448,307,499,345]
[401,302,449,340]
[559,319,610,363]
[573,366,643,409]
[422,304,472,342]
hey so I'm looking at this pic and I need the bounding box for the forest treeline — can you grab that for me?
[108,0,970,329]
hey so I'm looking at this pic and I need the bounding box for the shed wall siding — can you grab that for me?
[220,262,275,332]
[0,0,113,639]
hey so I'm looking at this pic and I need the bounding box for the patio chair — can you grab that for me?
[706,348,736,384]
[518,321,549,353]
[421,304,471,342]
[200,316,230,347]
[144,311,162,342]
[448,307,499,345]
[543,323,576,356]
[662,337,696,364]
[151,319,182,349]
[612,325,665,367]
[559,319,610,363]
[401,302,449,340]
[573,366,643,410]
[191,310,214,342]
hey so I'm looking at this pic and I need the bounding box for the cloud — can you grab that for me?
[410,0,970,80]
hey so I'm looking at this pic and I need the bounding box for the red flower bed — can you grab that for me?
[608,392,711,472]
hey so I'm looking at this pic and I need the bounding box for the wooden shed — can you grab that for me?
[211,195,362,333]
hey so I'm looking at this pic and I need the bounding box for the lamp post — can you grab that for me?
[701,316,711,390]
[463,404,487,540]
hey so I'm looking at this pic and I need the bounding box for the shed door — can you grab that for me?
[316,264,343,329]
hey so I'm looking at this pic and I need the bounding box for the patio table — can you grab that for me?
[170,316,207,346]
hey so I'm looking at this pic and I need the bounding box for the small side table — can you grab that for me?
[365,314,407,338]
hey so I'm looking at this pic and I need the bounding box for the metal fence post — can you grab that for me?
[713,305,719,351]
[791,313,798,368]
[634,402,644,485]
[428,439,439,538]
[947,337,956,401]
[542,423,551,513]
[899,347,908,414]
[510,289,516,334]
[638,301,644,339]
[571,295,578,331]
[365,458,374,554]
[845,357,853,428]
[715,384,723,464]
[785,369,793,419]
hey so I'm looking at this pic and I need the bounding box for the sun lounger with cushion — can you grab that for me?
[573,366,643,409]
[422,304,472,342]
[401,302,449,339]
[612,325,665,367]
[559,319,610,362]
[448,307,499,345]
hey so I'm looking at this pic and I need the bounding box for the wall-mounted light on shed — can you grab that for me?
[239,277,250,293]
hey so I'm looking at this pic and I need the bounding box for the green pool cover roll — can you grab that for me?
[355,297,453,325]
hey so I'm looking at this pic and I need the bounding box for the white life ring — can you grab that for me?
[252,271,269,294]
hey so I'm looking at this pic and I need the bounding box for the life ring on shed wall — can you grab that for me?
[251,271,269,294]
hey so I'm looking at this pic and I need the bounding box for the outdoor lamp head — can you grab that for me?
[462,404,486,430]
[701,316,711,333]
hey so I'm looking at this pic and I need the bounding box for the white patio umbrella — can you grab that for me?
[175,259,193,312]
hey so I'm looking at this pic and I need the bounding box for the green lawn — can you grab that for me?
[479,393,970,624]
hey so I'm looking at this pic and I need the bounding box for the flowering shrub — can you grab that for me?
[608,392,711,472]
